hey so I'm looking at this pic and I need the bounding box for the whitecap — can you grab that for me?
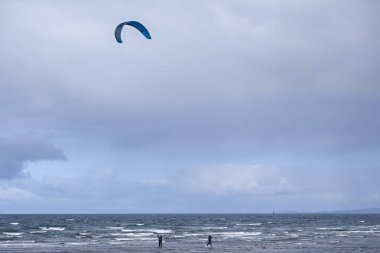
[39,226,65,231]
[121,229,135,232]
[247,223,262,226]
[347,230,379,234]
[10,222,19,225]
[217,231,262,238]
[65,242,89,246]
[109,233,125,237]
[29,231,47,234]
[111,232,154,237]
[203,226,228,230]
[236,223,261,226]
[316,227,344,231]
[126,232,154,237]
[150,229,173,234]
[114,237,155,241]
[106,226,124,230]
[0,241,36,247]
[3,232,23,236]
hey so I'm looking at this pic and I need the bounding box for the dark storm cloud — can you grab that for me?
[0,135,66,179]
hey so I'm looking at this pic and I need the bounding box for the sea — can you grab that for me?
[0,214,379,252]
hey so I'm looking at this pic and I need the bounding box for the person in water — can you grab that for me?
[207,235,212,247]
[157,234,163,247]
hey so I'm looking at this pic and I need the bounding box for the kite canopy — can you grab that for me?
[115,21,151,43]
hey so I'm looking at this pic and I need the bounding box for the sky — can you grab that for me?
[0,0,379,213]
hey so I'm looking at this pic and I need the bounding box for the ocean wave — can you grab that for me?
[114,237,155,241]
[64,242,89,246]
[1,214,380,251]
[120,228,173,234]
[150,229,173,234]
[2,232,23,236]
[345,230,380,234]
[316,227,344,231]
[121,229,135,232]
[29,231,47,234]
[128,233,155,237]
[39,226,65,231]
[216,231,262,238]
[236,223,261,226]
[0,241,36,247]
[106,226,124,230]
[203,226,228,230]
[79,232,91,236]
[110,232,154,237]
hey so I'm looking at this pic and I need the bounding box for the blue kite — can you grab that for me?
[115,21,151,43]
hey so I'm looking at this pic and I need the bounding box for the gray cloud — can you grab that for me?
[0,0,379,212]
[0,134,66,179]
[183,164,298,196]
[1,0,379,156]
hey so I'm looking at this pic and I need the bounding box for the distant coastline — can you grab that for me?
[1,208,380,215]
[278,208,380,214]
[330,208,380,214]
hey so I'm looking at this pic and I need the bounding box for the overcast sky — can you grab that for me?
[0,0,379,213]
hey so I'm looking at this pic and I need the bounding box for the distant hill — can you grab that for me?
[332,208,380,214]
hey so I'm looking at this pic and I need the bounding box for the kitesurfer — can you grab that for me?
[207,235,212,247]
[158,234,163,247]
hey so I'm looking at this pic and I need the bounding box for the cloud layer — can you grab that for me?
[0,0,379,212]
[0,134,65,179]
[184,164,297,196]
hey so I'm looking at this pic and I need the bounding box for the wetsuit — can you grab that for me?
[207,235,212,247]
[158,235,163,247]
